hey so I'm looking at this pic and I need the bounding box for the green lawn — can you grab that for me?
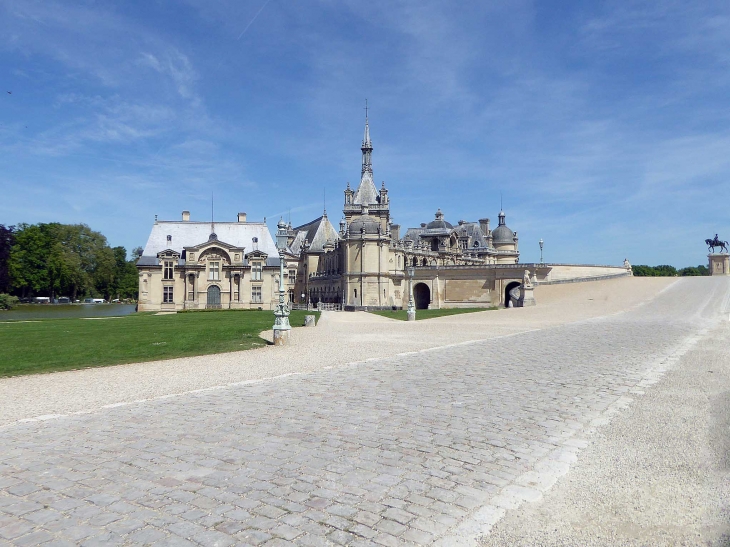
[0,310,319,377]
[370,307,498,321]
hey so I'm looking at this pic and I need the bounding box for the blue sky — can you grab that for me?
[1,0,728,266]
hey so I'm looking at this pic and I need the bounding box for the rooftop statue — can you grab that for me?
[706,234,729,254]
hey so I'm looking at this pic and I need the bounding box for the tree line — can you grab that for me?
[0,223,142,302]
[632,264,709,277]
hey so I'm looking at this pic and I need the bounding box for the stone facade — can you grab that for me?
[136,215,298,312]
[294,115,527,310]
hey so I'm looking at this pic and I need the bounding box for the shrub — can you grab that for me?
[0,293,19,310]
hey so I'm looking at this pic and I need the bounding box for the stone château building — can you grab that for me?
[137,114,536,312]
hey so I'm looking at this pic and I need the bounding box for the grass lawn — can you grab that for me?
[370,307,498,321]
[0,309,319,378]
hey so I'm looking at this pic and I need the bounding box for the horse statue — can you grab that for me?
[706,234,729,254]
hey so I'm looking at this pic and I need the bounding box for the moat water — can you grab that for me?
[0,304,137,321]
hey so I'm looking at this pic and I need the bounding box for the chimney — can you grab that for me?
[390,223,400,241]
[182,210,190,221]
[238,212,247,223]
[479,218,490,235]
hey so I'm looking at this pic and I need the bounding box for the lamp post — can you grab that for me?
[539,238,544,265]
[407,266,416,321]
[273,218,291,345]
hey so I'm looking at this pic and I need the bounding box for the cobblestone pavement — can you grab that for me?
[1,277,728,546]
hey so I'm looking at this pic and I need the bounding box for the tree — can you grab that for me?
[0,225,14,293]
[132,246,144,260]
[679,265,709,276]
[8,224,52,297]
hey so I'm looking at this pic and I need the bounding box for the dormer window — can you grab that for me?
[167,235,172,243]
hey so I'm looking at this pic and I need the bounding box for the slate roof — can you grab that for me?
[353,172,378,205]
[290,215,340,254]
[140,221,280,266]
[453,222,489,248]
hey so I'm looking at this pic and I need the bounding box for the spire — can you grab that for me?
[361,100,373,176]
[354,100,378,205]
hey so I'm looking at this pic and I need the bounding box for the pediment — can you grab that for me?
[156,249,180,259]
[185,239,243,253]
[245,249,269,260]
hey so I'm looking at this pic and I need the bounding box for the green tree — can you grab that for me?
[679,265,709,276]
[8,224,52,297]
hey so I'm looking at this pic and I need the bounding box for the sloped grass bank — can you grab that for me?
[0,309,318,377]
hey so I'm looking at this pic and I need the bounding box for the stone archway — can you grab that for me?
[414,283,430,310]
[504,281,520,308]
[207,285,221,309]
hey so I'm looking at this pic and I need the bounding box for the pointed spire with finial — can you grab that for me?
[354,100,378,205]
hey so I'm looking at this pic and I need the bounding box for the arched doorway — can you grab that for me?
[414,283,430,310]
[207,285,221,309]
[504,281,520,308]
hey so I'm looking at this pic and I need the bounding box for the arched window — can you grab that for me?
[412,256,418,267]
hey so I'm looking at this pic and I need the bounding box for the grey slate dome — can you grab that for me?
[349,214,380,235]
[492,224,514,243]
[492,210,514,244]
[426,209,453,230]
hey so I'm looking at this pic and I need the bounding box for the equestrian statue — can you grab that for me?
[706,234,729,254]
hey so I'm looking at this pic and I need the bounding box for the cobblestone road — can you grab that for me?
[1,278,728,546]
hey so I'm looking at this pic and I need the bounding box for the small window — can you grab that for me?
[187,291,194,301]
[166,235,172,243]
[251,286,262,303]
[208,261,220,281]
[163,260,174,280]
[163,286,174,303]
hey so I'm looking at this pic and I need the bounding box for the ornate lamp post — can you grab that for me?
[407,266,416,321]
[273,219,291,345]
[539,238,544,265]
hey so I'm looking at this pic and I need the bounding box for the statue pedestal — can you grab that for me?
[708,253,730,276]
[273,329,290,345]
[508,284,536,307]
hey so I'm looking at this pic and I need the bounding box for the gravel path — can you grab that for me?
[480,296,730,546]
[0,276,727,546]
[0,277,673,427]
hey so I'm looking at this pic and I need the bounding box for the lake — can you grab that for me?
[0,304,138,321]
